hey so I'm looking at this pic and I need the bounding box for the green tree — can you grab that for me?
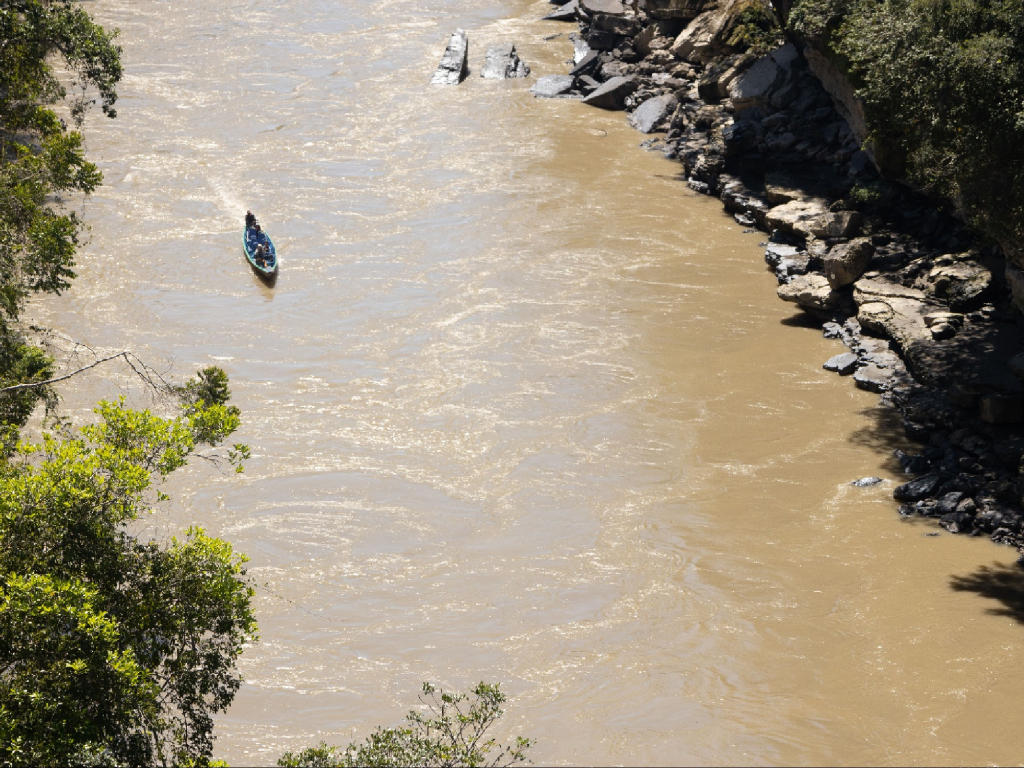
[0,0,123,433]
[0,369,257,767]
[278,683,533,768]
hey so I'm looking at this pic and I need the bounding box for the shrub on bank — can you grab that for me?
[787,0,1024,251]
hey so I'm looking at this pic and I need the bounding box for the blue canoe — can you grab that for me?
[243,226,278,276]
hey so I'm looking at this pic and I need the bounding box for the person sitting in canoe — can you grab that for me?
[254,243,270,267]
[245,210,256,229]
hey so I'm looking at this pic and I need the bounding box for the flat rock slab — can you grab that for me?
[765,199,830,238]
[824,352,859,375]
[481,44,530,79]
[582,75,637,110]
[432,29,468,85]
[628,94,677,133]
[581,0,625,14]
[531,74,575,98]
[854,363,895,393]
[764,242,801,268]
[544,0,579,21]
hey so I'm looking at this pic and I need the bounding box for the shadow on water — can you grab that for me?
[951,562,1024,623]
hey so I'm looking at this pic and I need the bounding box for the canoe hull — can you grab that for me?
[243,227,278,277]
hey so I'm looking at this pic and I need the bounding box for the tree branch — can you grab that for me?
[0,350,174,394]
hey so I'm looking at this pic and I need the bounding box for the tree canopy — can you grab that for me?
[0,372,257,767]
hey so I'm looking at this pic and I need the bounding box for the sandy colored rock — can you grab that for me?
[824,237,874,289]
[777,274,843,314]
[764,199,830,238]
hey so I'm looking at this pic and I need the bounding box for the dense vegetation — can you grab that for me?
[278,683,533,768]
[0,3,258,765]
[786,0,1024,251]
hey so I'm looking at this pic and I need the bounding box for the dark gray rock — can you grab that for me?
[935,492,965,516]
[775,254,811,283]
[569,50,601,77]
[530,75,575,98]
[852,476,883,487]
[894,449,930,475]
[582,76,638,110]
[544,0,579,21]
[722,119,759,155]
[431,29,469,85]
[854,363,894,393]
[894,473,941,502]
[824,352,858,375]
[577,74,601,93]
[481,44,529,79]
[629,94,677,133]
[764,242,801,268]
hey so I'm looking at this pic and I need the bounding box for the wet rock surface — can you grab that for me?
[480,44,530,79]
[431,29,469,85]
[528,0,1024,551]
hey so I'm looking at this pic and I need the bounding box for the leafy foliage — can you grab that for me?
[0,0,122,320]
[278,683,533,768]
[0,377,257,767]
[727,0,786,56]
[788,0,1024,249]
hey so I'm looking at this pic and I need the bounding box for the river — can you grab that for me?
[32,0,1024,764]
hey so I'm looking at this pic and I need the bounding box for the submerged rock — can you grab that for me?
[481,44,529,79]
[432,29,469,85]
[824,352,859,375]
[852,476,883,487]
[530,75,576,98]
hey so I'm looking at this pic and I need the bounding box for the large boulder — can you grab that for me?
[811,211,862,239]
[823,237,874,289]
[777,274,844,315]
[728,55,782,109]
[671,0,743,63]
[531,75,575,98]
[431,29,469,85]
[480,44,529,79]
[629,94,677,133]
[917,256,993,312]
[764,199,830,238]
[582,76,637,109]
[544,0,579,21]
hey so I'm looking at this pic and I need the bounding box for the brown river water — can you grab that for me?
[31,0,1024,764]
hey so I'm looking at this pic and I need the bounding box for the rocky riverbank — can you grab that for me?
[527,0,1024,549]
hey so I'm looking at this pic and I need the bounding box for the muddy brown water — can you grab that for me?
[30,0,1024,764]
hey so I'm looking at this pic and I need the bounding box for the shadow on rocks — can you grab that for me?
[950,562,1024,624]
[847,404,915,475]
